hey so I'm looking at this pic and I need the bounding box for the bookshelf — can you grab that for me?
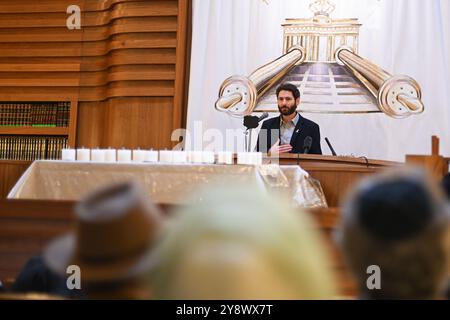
[0,98,78,161]
[0,127,68,135]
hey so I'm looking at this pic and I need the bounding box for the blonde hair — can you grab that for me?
[148,182,336,299]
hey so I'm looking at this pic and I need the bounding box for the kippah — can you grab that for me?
[355,179,433,241]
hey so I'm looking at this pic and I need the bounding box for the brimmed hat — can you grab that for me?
[44,181,165,284]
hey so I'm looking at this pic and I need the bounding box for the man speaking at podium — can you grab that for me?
[256,83,322,155]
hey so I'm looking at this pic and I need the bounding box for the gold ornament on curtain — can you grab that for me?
[309,0,336,17]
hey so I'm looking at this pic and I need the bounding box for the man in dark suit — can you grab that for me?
[256,83,322,154]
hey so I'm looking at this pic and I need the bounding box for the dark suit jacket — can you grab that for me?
[256,114,322,154]
[11,255,85,298]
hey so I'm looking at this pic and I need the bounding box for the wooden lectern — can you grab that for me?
[265,154,400,207]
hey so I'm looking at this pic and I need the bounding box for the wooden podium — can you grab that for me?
[266,154,401,207]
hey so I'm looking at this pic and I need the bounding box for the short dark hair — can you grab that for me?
[354,178,434,241]
[337,168,450,299]
[276,83,300,100]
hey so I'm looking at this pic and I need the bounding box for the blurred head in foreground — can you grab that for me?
[44,181,165,299]
[147,183,336,299]
[442,173,450,200]
[336,167,450,299]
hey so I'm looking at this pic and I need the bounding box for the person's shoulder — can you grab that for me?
[300,115,320,128]
[261,116,279,128]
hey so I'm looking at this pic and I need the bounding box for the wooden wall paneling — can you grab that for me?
[68,98,79,147]
[0,0,193,192]
[75,102,106,148]
[101,97,175,149]
[0,3,178,29]
[172,0,191,144]
[180,0,193,132]
[74,0,187,148]
[76,98,175,149]
[0,0,175,14]
[0,161,32,198]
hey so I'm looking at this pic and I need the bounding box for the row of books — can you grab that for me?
[0,102,70,127]
[0,136,68,161]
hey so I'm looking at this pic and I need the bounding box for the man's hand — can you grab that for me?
[268,139,292,155]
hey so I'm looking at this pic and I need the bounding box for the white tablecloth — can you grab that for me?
[8,161,327,208]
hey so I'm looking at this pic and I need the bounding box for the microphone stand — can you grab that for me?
[247,129,252,152]
[243,113,267,152]
[243,116,257,152]
[244,128,253,153]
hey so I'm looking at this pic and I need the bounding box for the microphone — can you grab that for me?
[243,112,269,129]
[325,137,337,156]
[303,136,312,154]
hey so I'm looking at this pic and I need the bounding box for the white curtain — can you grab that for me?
[186,0,450,162]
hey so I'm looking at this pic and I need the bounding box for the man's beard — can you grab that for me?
[278,104,297,116]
